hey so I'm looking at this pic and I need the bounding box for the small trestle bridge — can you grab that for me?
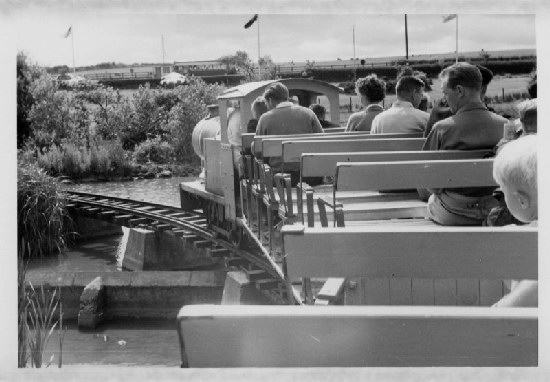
[64,191,297,304]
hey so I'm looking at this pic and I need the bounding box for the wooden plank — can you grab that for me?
[480,280,505,306]
[365,278,390,305]
[282,225,537,280]
[177,305,538,367]
[434,279,457,306]
[252,131,374,157]
[390,278,412,305]
[193,240,212,249]
[457,279,480,306]
[282,138,425,163]
[208,248,230,258]
[335,159,497,192]
[411,279,435,305]
[301,149,491,178]
[113,214,134,224]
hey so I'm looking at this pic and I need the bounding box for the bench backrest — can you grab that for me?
[280,138,425,164]
[335,158,497,192]
[177,304,537,367]
[251,131,371,156]
[254,132,422,157]
[301,149,491,178]
[281,224,537,279]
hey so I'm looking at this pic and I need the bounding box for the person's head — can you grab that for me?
[205,104,220,118]
[396,75,425,108]
[493,134,537,223]
[355,74,386,106]
[251,96,269,119]
[517,99,537,134]
[475,64,494,100]
[309,104,326,121]
[439,62,483,113]
[263,82,289,109]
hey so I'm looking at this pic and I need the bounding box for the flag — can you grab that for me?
[244,14,258,29]
[63,26,72,38]
[442,14,457,23]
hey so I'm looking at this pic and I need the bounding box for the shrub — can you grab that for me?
[18,162,70,258]
[133,137,174,164]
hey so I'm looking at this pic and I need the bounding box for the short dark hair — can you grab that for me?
[396,75,424,97]
[263,82,289,102]
[309,104,326,119]
[355,74,386,103]
[251,96,268,118]
[475,64,493,87]
[440,62,482,91]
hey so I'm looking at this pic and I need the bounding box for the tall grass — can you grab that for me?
[18,162,70,258]
[36,138,133,178]
[18,243,66,368]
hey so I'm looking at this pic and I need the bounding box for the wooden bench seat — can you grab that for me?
[177,304,537,367]
[293,150,491,225]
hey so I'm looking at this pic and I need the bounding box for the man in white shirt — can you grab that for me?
[370,76,429,134]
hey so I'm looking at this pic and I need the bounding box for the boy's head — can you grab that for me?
[516,99,537,134]
[309,103,326,120]
[493,134,537,223]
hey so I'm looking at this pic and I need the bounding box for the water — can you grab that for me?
[63,176,195,207]
[40,319,181,367]
[27,177,194,366]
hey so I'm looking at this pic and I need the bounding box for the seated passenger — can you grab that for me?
[309,103,340,129]
[256,82,323,186]
[424,64,495,137]
[370,76,429,134]
[517,99,537,135]
[345,74,386,132]
[491,135,537,307]
[484,99,537,227]
[423,62,507,225]
[247,96,269,134]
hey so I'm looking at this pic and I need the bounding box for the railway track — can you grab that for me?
[64,191,300,304]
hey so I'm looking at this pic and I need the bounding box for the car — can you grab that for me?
[57,73,98,88]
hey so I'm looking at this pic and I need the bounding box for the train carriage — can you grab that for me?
[179,78,342,243]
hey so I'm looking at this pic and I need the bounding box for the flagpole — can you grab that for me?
[71,28,76,73]
[405,14,409,61]
[257,15,261,79]
[353,24,356,82]
[455,15,458,63]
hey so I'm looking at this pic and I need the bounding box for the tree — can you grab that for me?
[219,51,256,81]
[17,52,43,148]
[258,55,278,80]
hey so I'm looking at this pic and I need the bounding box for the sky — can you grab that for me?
[5,7,537,68]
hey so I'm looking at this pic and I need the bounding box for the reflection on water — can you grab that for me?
[63,176,196,207]
[44,319,181,366]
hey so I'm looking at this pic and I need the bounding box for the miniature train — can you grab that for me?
[180,78,342,245]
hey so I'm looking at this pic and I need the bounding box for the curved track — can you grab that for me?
[64,191,300,304]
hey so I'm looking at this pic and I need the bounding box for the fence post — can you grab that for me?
[349,97,352,112]
[502,88,505,100]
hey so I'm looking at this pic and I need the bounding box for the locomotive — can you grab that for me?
[180,78,342,244]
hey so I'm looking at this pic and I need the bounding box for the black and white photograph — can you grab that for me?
[1,0,548,380]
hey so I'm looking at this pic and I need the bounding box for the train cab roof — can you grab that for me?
[218,78,342,101]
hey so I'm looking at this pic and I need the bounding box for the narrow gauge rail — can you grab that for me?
[64,190,300,304]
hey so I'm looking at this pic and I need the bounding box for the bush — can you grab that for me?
[133,137,174,164]
[18,162,70,258]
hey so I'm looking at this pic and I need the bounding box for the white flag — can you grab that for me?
[442,14,457,23]
[63,26,72,38]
